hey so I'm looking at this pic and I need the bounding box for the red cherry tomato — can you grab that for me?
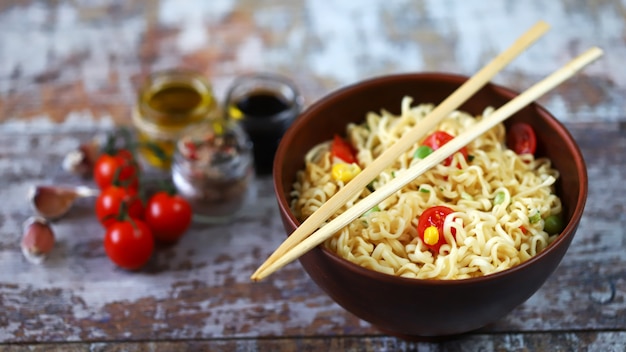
[145,192,193,243]
[507,122,537,155]
[95,186,144,228]
[93,150,140,190]
[416,205,457,253]
[104,218,154,270]
[330,134,357,164]
[422,131,468,166]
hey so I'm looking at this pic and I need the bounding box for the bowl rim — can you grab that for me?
[273,72,588,286]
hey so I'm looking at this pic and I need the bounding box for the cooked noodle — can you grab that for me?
[291,97,562,280]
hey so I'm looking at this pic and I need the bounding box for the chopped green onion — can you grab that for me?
[529,210,541,224]
[461,192,473,200]
[419,187,430,193]
[544,214,565,235]
[413,145,433,159]
[363,205,381,217]
[366,180,376,192]
[493,191,506,205]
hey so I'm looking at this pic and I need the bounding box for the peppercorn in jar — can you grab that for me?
[172,119,254,220]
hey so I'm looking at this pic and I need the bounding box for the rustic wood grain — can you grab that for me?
[0,123,624,348]
[1,0,625,350]
[0,0,623,130]
[2,332,626,351]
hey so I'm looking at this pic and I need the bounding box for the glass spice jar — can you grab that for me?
[225,73,303,175]
[172,119,254,220]
[132,69,219,169]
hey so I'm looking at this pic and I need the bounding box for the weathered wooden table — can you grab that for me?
[1,1,625,351]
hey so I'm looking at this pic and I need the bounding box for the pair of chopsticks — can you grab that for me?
[251,20,603,281]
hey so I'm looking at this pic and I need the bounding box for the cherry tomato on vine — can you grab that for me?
[95,185,144,228]
[144,192,193,243]
[330,134,357,164]
[416,205,457,253]
[104,218,154,270]
[93,150,140,190]
[507,122,537,155]
[422,131,468,166]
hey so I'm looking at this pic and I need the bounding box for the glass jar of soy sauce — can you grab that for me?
[132,69,219,169]
[225,73,303,175]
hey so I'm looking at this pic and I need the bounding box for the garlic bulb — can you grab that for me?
[21,217,55,264]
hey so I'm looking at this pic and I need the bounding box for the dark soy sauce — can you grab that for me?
[235,91,290,117]
[233,90,296,175]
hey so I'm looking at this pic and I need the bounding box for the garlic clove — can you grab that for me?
[29,185,78,220]
[28,185,100,220]
[21,216,55,264]
[62,137,102,177]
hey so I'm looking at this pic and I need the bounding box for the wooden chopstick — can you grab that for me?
[250,21,550,281]
[252,47,603,281]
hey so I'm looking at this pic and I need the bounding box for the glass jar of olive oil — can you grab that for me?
[132,70,219,169]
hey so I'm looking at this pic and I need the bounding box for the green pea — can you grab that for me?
[413,145,433,159]
[544,214,565,235]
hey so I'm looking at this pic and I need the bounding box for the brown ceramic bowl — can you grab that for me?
[272,73,587,339]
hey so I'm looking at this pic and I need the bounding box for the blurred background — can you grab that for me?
[0,0,620,133]
[0,2,624,349]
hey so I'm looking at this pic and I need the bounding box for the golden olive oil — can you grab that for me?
[133,70,218,169]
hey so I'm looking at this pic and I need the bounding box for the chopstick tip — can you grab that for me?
[536,19,551,29]
[528,20,551,34]
[590,46,604,56]
[250,272,265,282]
[250,266,268,281]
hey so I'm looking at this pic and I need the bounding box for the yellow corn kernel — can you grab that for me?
[331,163,362,182]
[423,226,439,245]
